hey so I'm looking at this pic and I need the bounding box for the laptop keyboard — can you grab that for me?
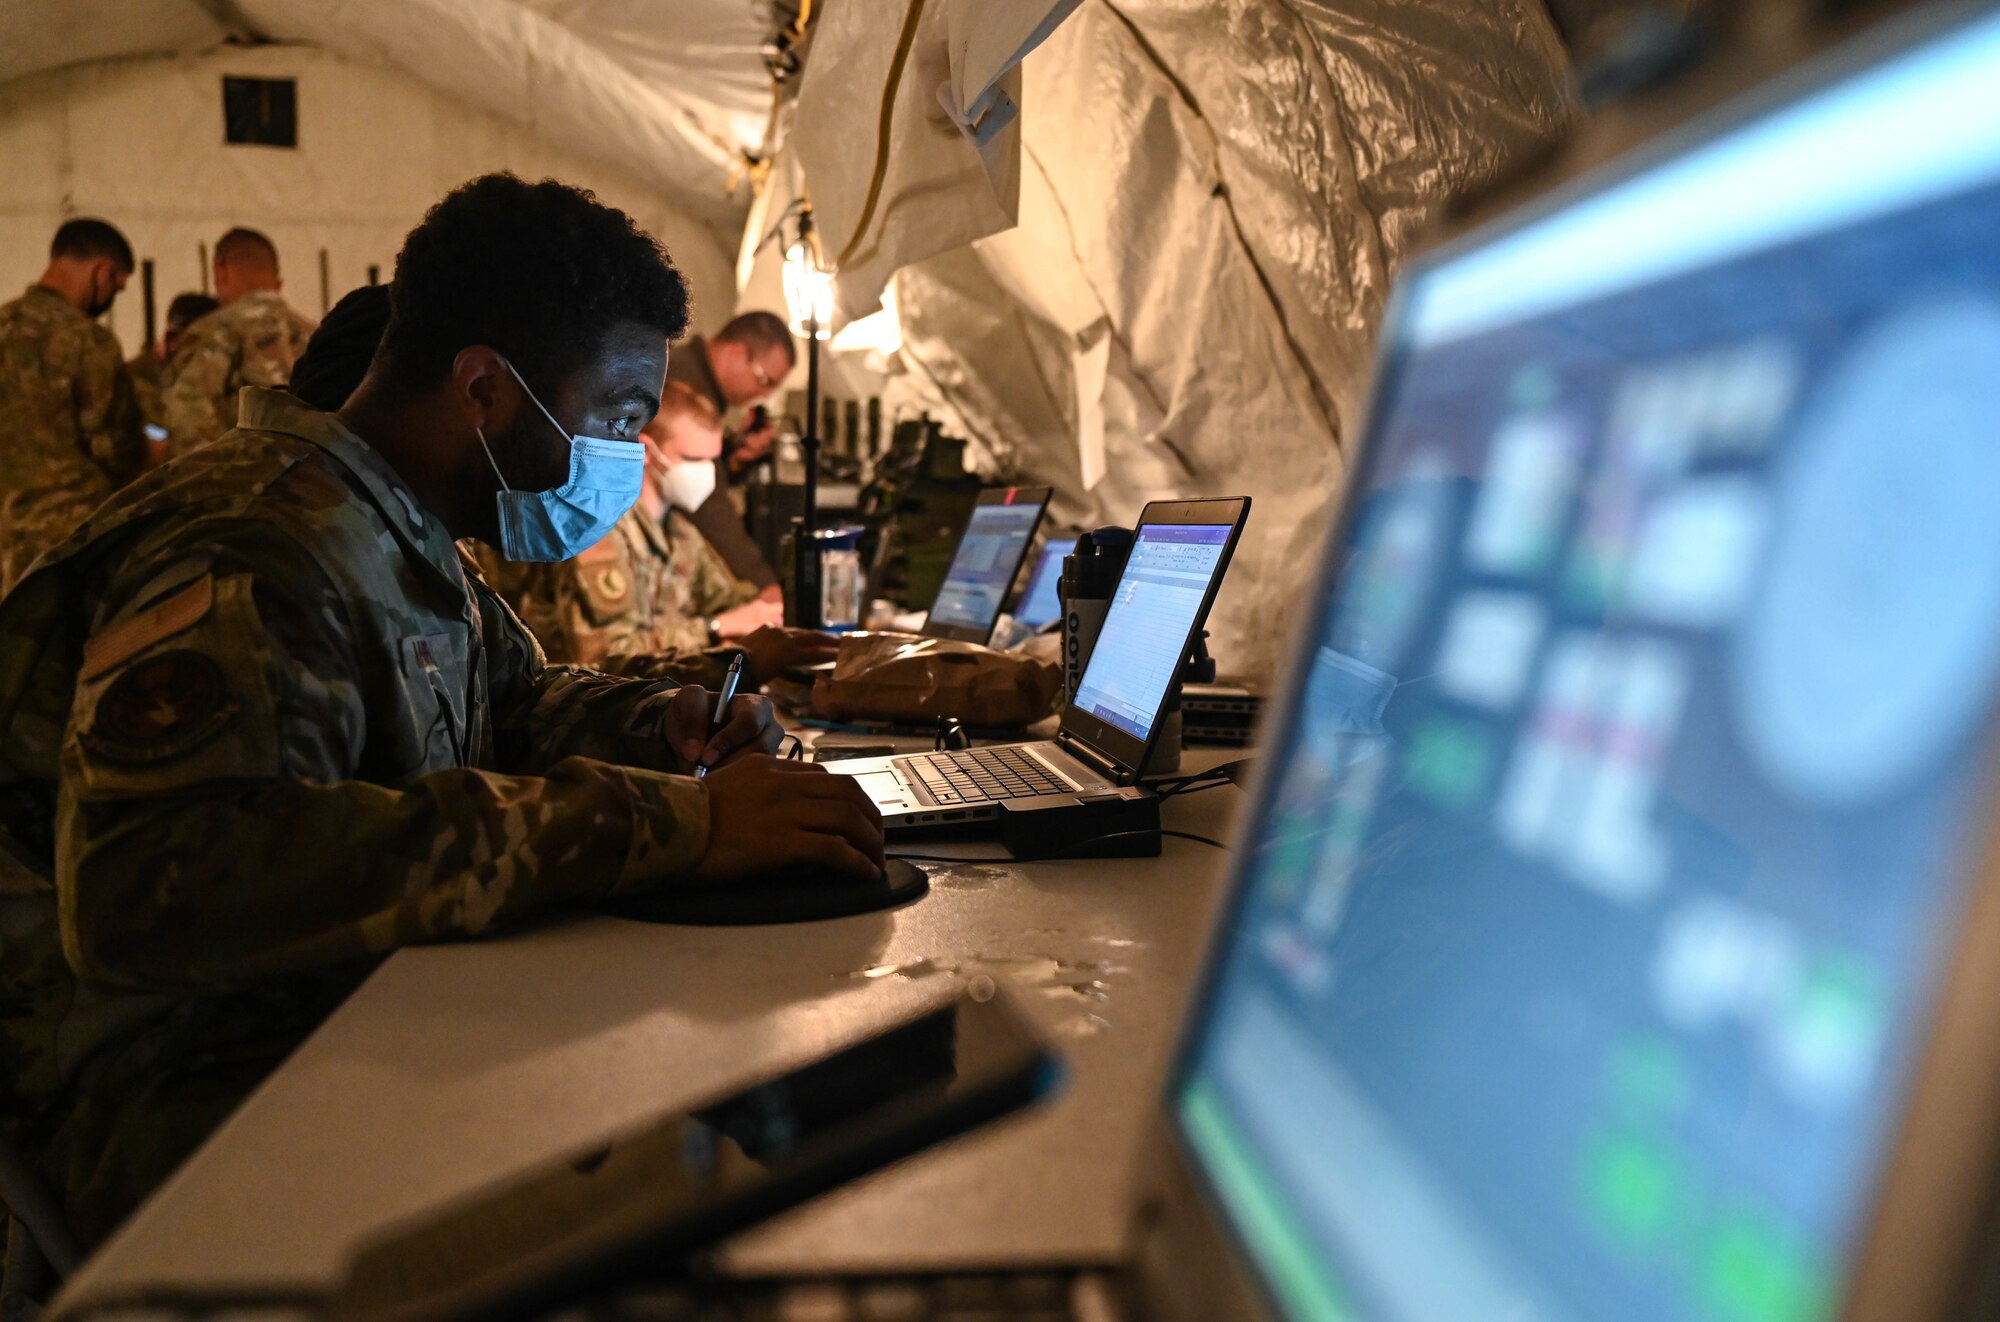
[577,1269,1117,1320]
[899,747,1073,805]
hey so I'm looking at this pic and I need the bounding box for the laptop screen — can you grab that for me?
[1014,542,1068,630]
[1174,10,2000,1322]
[1071,523,1232,743]
[927,495,1049,636]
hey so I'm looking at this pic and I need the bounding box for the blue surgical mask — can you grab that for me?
[477,359,645,562]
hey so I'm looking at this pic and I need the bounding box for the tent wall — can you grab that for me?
[0,44,738,360]
[880,0,1573,681]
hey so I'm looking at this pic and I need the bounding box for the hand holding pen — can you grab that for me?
[694,654,746,780]
[665,654,782,776]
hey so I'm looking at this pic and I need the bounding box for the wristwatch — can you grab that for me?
[706,616,724,647]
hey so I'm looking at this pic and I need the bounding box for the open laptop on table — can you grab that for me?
[831,497,1250,831]
[1009,535,1075,632]
[921,486,1053,644]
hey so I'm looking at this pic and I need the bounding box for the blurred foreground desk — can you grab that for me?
[54,749,1250,1315]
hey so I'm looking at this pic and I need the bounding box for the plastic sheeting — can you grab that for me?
[877,0,1574,680]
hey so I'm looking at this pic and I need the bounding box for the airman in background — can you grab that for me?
[670,310,797,593]
[159,227,316,454]
[0,218,148,595]
[126,291,218,431]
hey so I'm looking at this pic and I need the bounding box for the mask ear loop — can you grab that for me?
[473,425,512,492]
[503,358,575,441]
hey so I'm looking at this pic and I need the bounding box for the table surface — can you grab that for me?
[53,740,1252,1316]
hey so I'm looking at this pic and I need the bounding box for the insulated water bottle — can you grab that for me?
[1060,527,1134,702]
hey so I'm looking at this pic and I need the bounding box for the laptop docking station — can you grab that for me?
[998,787,1161,860]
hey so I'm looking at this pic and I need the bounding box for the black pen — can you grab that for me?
[693,653,746,780]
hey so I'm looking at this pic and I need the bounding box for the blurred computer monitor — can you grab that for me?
[1169,5,2000,1320]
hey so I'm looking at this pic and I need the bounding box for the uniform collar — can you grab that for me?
[236,388,464,583]
[636,503,676,560]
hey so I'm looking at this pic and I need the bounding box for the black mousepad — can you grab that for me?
[604,859,928,927]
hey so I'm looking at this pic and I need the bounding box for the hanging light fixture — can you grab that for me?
[781,235,834,341]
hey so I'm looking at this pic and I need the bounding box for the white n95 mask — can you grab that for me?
[661,459,717,513]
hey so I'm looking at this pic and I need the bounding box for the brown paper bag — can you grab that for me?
[813,632,1063,728]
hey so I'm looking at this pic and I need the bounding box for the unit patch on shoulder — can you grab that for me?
[80,650,240,764]
[589,564,632,604]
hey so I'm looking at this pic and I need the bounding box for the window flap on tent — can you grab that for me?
[789,0,1084,325]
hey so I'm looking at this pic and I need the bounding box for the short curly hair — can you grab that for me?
[376,173,689,399]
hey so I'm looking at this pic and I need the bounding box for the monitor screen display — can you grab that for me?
[1071,524,1232,743]
[1175,11,2000,1322]
[928,498,1048,635]
[1015,542,1069,630]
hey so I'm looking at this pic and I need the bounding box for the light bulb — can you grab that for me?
[781,241,835,341]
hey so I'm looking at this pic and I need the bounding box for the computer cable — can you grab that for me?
[1149,758,1253,799]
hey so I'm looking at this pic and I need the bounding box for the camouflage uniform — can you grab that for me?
[0,287,148,596]
[0,388,711,1244]
[477,504,762,691]
[159,292,316,455]
[125,351,164,428]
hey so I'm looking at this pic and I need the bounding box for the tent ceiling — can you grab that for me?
[0,0,770,230]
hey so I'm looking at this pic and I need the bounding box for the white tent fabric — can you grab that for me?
[0,44,740,358]
[0,0,767,230]
[0,0,1574,678]
[831,1,1575,677]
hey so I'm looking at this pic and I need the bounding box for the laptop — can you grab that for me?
[1009,535,1074,632]
[920,486,1054,644]
[832,497,1250,830]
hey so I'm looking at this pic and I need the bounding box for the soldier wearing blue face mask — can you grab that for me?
[477,381,840,688]
[0,174,884,1257]
[474,355,649,562]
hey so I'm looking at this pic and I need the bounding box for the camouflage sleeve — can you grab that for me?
[594,648,742,691]
[78,327,147,484]
[681,521,762,617]
[159,333,235,456]
[53,523,712,992]
[471,569,711,776]
[511,570,743,691]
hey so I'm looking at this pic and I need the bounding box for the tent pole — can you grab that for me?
[140,260,157,350]
[793,321,823,628]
